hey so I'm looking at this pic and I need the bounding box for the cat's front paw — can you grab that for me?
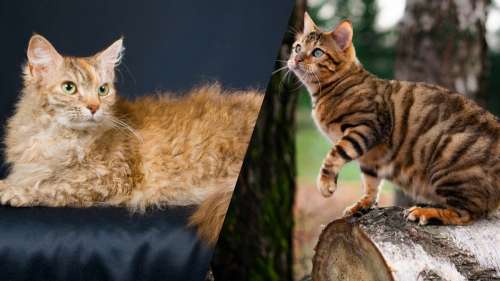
[343,197,377,217]
[317,173,337,197]
[0,185,33,207]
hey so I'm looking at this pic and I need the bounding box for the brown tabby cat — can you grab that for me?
[288,13,499,225]
[0,34,262,245]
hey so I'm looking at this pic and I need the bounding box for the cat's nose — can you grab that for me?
[295,55,304,63]
[86,104,100,114]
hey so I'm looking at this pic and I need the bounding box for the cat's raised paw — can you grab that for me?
[316,174,337,197]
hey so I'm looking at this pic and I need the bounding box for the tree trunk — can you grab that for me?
[394,0,489,206]
[395,0,488,103]
[211,1,305,280]
[312,207,500,281]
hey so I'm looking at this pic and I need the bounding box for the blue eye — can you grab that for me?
[312,48,324,57]
[294,44,302,53]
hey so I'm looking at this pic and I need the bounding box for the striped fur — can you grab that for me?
[288,13,500,225]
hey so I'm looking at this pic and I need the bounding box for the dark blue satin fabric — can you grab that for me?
[0,206,212,281]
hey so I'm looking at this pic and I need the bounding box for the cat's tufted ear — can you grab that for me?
[304,12,318,33]
[95,38,124,79]
[27,34,63,76]
[331,20,353,51]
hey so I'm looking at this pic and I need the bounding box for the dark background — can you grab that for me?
[0,0,294,176]
[0,1,295,281]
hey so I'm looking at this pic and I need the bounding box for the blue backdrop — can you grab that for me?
[0,1,294,281]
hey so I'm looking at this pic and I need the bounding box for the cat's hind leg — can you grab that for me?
[408,172,495,225]
[404,206,472,225]
[343,166,382,216]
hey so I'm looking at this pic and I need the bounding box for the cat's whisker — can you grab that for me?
[275,60,289,68]
[105,115,143,143]
[290,25,300,34]
[312,73,321,96]
[290,81,305,92]
[272,66,288,75]
[286,68,293,84]
[278,69,294,92]
[274,60,304,94]
[112,120,142,142]
[288,72,304,92]
[277,71,288,92]
[289,66,307,92]
[305,65,321,96]
[287,26,300,37]
[115,67,125,85]
[115,123,143,143]
[120,61,137,86]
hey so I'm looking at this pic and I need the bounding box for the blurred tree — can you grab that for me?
[394,0,489,206]
[211,1,305,280]
[396,0,488,103]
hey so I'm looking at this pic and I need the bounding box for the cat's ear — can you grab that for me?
[96,38,124,70]
[27,34,63,76]
[331,20,353,51]
[304,12,318,33]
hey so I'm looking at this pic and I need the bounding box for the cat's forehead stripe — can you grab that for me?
[77,59,94,76]
[305,31,322,44]
[68,58,98,84]
[67,59,85,81]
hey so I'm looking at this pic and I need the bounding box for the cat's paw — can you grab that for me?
[316,173,337,197]
[404,206,471,225]
[343,198,377,217]
[0,187,32,207]
[404,206,441,225]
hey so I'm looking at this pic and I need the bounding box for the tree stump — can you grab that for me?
[312,207,500,281]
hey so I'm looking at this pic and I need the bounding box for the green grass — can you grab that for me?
[296,125,361,182]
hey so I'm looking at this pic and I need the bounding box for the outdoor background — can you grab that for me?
[212,0,498,280]
[293,0,500,279]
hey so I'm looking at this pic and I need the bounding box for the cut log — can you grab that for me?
[312,207,500,281]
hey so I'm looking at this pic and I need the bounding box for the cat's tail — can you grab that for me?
[188,187,234,247]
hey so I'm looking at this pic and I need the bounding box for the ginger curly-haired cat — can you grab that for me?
[288,13,499,225]
[0,34,262,245]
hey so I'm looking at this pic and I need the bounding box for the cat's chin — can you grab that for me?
[58,120,102,131]
[55,115,106,131]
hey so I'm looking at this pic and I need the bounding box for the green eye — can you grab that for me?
[312,48,324,58]
[98,84,110,96]
[61,82,77,95]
